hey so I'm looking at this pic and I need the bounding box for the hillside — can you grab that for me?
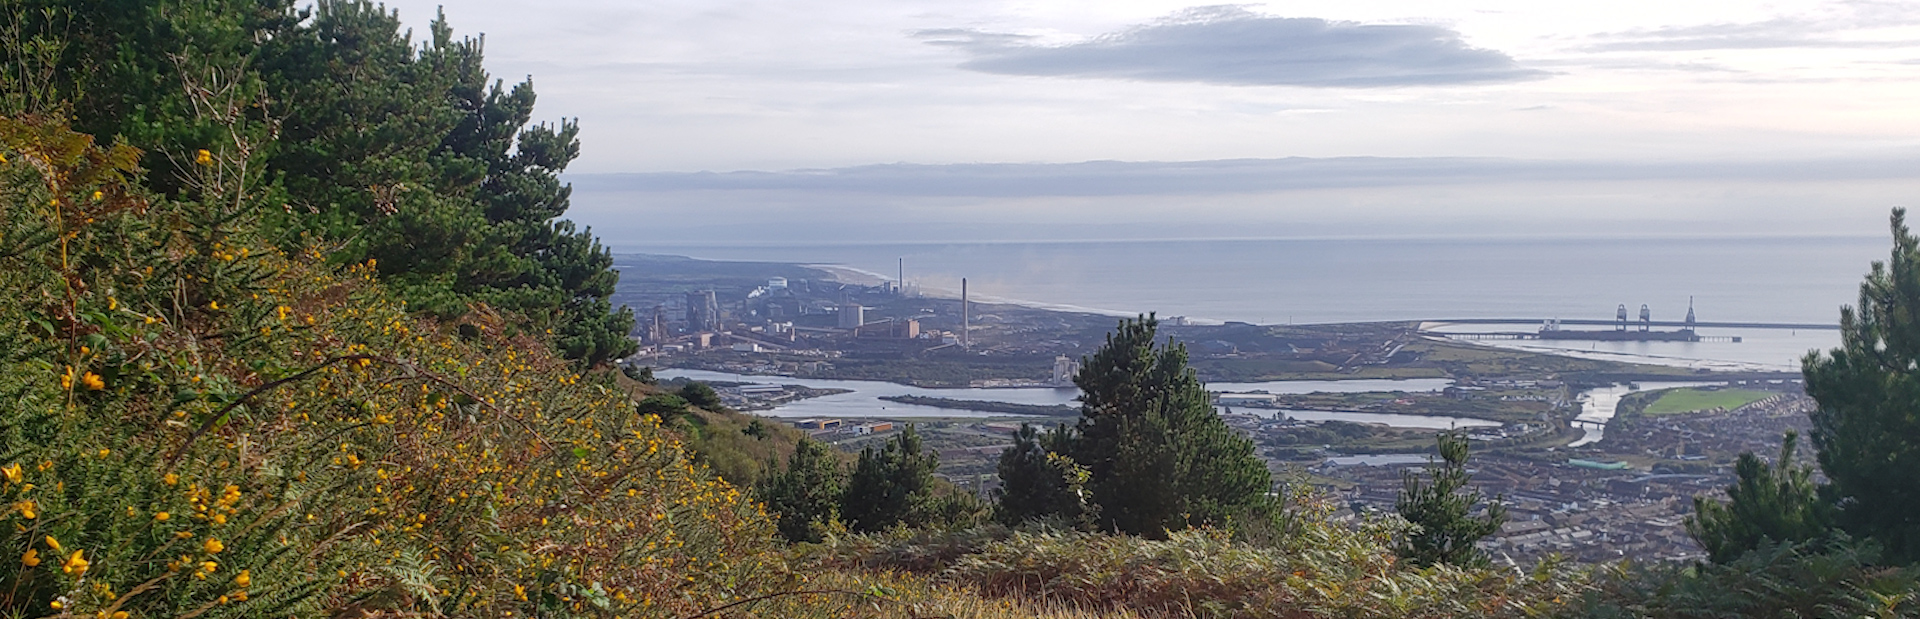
[13,2,1918,618]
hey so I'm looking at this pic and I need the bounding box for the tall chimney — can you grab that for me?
[961,278,969,349]
[898,257,904,295]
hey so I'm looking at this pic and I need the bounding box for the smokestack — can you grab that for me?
[961,278,969,349]
[898,257,904,295]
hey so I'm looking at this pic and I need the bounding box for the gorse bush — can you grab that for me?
[22,0,636,366]
[0,114,782,617]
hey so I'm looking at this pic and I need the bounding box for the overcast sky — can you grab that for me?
[373,0,1920,244]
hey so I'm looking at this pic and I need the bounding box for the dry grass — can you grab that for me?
[807,509,1590,619]
[727,569,1140,619]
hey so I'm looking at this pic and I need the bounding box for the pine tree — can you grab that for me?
[1804,207,1920,563]
[757,439,846,543]
[1394,431,1506,568]
[1072,314,1270,537]
[262,2,637,365]
[49,0,637,366]
[841,426,939,533]
[677,381,723,410]
[1689,431,1832,563]
[993,423,1091,526]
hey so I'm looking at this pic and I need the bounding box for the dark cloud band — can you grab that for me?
[918,6,1544,87]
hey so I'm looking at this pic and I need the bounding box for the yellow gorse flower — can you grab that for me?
[203,538,224,554]
[195,149,212,165]
[2,463,21,484]
[43,536,59,552]
[15,500,35,519]
[234,569,250,587]
[61,550,86,576]
[81,372,104,390]
[21,548,38,567]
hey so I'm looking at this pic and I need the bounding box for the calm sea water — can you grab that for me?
[623,236,1882,371]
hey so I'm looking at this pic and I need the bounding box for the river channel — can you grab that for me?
[1567,381,1725,447]
[658,369,1499,428]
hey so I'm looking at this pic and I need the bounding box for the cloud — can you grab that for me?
[1585,21,1920,51]
[1584,3,1920,52]
[917,6,1545,87]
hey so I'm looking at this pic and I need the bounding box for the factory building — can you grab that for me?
[838,303,865,329]
[855,318,920,339]
[686,290,720,332]
[1051,355,1082,386]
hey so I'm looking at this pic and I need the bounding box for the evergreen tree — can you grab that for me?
[1072,314,1270,537]
[261,1,636,365]
[39,0,637,365]
[1689,431,1832,563]
[841,426,938,533]
[678,381,723,410]
[1394,431,1506,568]
[757,439,846,543]
[1805,208,1920,563]
[993,423,1092,527]
[42,0,302,196]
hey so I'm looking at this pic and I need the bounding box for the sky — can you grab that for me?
[372,0,1920,245]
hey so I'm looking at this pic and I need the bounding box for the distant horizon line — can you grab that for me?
[604,231,1886,251]
[566,151,1920,179]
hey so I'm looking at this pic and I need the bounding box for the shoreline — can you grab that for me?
[1430,333,1799,373]
[808,262,1814,371]
[624,251,1812,381]
[803,263,1206,322]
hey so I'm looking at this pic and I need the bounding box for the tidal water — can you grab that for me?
[621,236,1875,371]
[659,369,1485,427]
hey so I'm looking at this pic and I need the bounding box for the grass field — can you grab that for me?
[1643,388,1775,415]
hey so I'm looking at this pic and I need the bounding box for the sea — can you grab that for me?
[620,235,1881,372]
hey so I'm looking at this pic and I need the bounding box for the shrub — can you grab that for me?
[0,114,783,617]
[635,393,691,418]
[817,492,1589,619]
[678,382,724,410]
[1568,537,1920,618]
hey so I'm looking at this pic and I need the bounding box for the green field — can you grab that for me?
[1643,387,1775,415]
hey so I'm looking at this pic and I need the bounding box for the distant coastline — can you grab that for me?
[618,237,1849,374]
[802,262,1187,322]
